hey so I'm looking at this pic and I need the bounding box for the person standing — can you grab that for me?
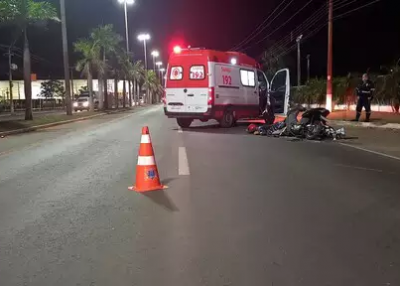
[354,73,375,122]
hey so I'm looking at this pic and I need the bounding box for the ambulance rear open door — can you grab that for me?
[269,68,290,115]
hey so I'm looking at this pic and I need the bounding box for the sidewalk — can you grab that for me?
[329,110,400,130]
[330,110,400,123]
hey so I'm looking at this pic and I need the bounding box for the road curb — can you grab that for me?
[0,108,134,137]
[331,120,400,130]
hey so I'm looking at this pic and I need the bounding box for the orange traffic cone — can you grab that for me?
[129,126,167,192]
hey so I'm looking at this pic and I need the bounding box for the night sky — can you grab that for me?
[0,0,398,81]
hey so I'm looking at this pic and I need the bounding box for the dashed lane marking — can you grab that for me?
[178,147,190,175]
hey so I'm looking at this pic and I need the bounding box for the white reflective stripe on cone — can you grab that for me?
[137,156,155,166]
[141,134,151,143]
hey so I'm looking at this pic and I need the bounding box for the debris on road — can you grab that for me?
[247,106,346,141]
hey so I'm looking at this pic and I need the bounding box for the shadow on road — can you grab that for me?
[176,121,251,135]
[142,190,179,212]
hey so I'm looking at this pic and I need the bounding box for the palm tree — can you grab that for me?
[0,0,58,120]
[90,24,122,109]
[109,53,122,109]
[130,60,145,105]
[144,70,162,104]
[117,50,132,108]
[74,38,103,112]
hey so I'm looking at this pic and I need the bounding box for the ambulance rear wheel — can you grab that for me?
[177,118,193,128]
[219,109,235,128]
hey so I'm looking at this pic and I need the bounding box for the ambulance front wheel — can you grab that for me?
[177,118,193,128]
[219,109,235,128]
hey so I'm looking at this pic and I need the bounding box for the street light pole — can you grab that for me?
[156,61,162,76]
[307,54,311,83]
[326,0,333,111]
[159,68,165,86]
[118,0,134,53]
[124,1,129,52]
[143,41,147,70]
[138,34,150,70]
[296,34,303,87]
[60,0,72,115]
[151,50,159,71]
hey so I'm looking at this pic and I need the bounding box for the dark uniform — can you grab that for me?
[355,79,375,122]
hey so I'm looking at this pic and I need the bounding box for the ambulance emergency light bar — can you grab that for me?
[173,46,207,54]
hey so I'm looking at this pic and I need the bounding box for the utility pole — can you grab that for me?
[296,34,303,87]
[60,0,72,115]
[326,0,333,111]
[307,54,311,83]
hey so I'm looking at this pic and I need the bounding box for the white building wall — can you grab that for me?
[0,79,129,100]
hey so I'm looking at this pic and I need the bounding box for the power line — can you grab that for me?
[262,0,364,57]
[230,0,290,51]
[264,0,382,62]
[231,0,295,51]
[248,0,351,53]
[333,0,382,20]
[242,0,317,51]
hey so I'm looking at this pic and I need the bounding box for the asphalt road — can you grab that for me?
[1,105,400,286]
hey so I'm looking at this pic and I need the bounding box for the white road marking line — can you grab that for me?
[340,143,400,162]
[177,127,183,133]
[178,147,190,175]
[333,163,384,173]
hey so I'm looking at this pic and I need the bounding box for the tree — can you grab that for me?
[130,60,145,105]
[375,59,400,113]
[40,79,65,98]
[74,38,104,112]
[144,70,162,104]
[90,24,122,109]
[117,49,131,108]
[0,0,59,120]
[109,52,122,109]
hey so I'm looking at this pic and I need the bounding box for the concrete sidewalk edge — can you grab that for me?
[0,108,134,137]
[331,120,400,129]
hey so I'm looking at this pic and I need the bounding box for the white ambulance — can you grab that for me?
[163,47,290,128]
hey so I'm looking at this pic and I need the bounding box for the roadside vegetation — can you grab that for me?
[0,1,163,120]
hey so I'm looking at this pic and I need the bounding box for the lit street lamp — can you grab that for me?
[118,0,135,52]
[138,33,150,70]
[151,50,159,71]
[159,67,165,85]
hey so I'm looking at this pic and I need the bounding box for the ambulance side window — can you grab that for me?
[271,71,286,92]
[240,70,255,87]
[170,66,183,80]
